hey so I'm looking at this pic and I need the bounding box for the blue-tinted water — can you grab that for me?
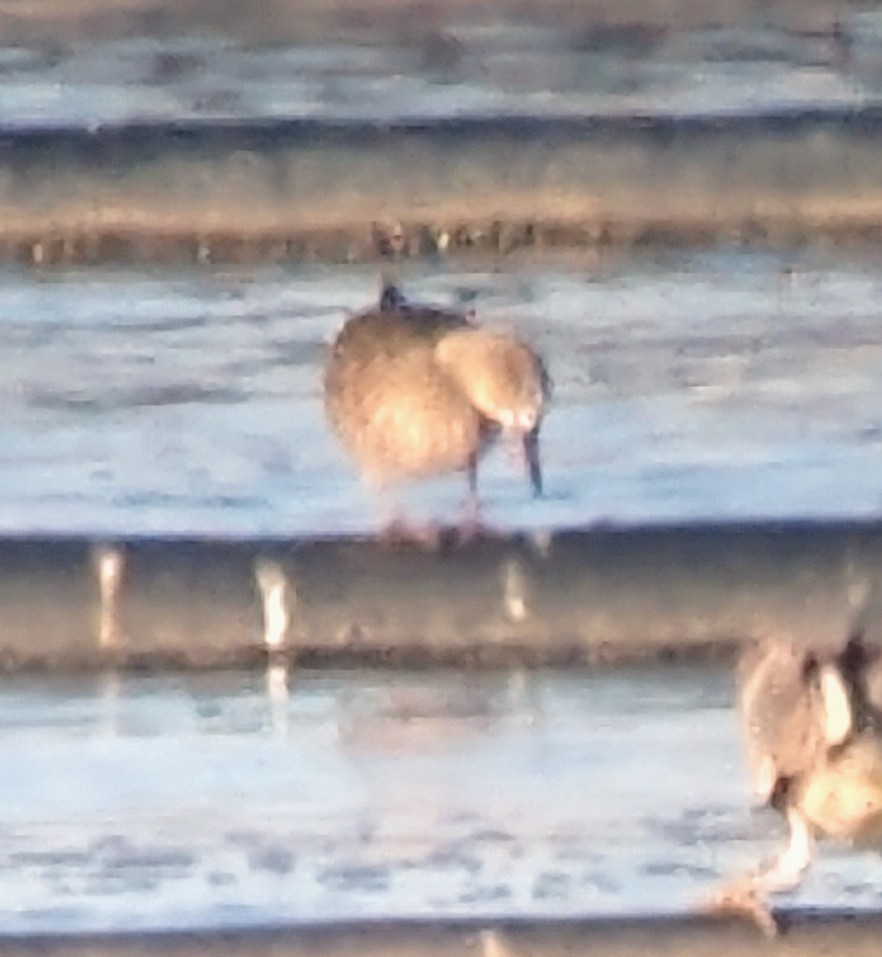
[0,21,880,129]
[2,251,882,536]
[0,664,875,932]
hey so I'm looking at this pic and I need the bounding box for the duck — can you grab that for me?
[706,629,882,935]
[323,280,549,536]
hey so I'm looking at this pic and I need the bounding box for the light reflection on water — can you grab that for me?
[0,663,875,931]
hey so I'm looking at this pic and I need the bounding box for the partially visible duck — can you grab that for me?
[706,629,882,935]
[323,280,549,534]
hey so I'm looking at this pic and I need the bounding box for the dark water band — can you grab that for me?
[0,912,878,957]
[0,519,876,672]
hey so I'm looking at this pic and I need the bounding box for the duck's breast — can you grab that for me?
[324,310,484,483]
[801,736,882,845]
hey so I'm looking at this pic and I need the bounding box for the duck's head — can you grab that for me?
[434,329,550,496]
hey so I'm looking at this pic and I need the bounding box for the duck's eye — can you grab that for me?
[517,409,537,431]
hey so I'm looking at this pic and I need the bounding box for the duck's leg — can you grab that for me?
[456,454,486,543]
[758,807,814,893]
[522,426,543,497]
[703,807,813,937]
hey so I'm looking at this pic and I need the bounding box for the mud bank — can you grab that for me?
[4,111,882,265]
[2,913,882,957]
[0,520,877,672]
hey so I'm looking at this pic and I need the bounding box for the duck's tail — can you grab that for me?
[379,272,407,312]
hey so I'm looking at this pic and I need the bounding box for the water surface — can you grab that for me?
[1,664,880,932]
[2,250,882,536]
[1,20,881,129]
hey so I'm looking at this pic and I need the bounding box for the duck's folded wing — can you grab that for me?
[737,639,825,800]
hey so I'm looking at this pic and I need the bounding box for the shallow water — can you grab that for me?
[1,20,882,129]
[3,250,882,931]
[2,249,882,536]
[0,664,877,932]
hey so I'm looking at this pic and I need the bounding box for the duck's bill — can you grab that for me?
[522,427,543,497]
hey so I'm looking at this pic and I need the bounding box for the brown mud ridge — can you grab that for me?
[1,912,882,957]
[0,519,879,674]
[4,112,882,266]
[9,216,882,270]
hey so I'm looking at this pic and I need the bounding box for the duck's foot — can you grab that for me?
[700,880,779,938]
[455,512,493,545]
[379,517,500,551]
[456,488,500,545]
[379,518,445,550]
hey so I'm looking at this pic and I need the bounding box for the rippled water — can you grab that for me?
[2,249,882,536]
[2,252,882,931]
[1,17,882,128]
[0,664,877,932]
[4,13,882,938]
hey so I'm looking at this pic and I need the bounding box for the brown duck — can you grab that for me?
[706,629,882,935]
[324,281,549,528]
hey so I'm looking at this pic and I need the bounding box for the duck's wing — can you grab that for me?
[737,638,826,801]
